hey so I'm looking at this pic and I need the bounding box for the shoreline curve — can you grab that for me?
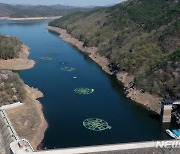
[0,43,48,149]
[46,25,161,114]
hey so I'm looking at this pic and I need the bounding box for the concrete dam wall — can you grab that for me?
[0,110,19,154]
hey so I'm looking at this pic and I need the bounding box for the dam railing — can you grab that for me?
[0,109,19,153]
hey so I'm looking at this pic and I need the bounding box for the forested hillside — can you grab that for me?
[0,3,89,17]
[49,0,180,99]
[0,34,22,59]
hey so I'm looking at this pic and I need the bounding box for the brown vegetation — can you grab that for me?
[6,85,48,149]
[0,70,25,106]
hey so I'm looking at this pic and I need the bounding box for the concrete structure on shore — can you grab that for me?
[160,99,180,123]
[160,100,173,122]
[0,102,23,110]
[0,103,24,153]
[0,109,19,154]
[0,108,34,154]
[9,139,180,154]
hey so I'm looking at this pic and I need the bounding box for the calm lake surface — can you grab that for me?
[0,20,176,149]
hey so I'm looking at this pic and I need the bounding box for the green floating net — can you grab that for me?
[83,118,111,131]
[60,66,75,72]
[40,57,52,61]
[74,88,94,95]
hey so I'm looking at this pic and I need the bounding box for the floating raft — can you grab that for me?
[40,57,52,61]
[74,88,94,95]
[83,118,111,131]
[60,66,75,72]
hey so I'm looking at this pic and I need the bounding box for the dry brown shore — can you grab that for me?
[0,45,35,70]
[0,44,48,149]
[0,16,61,21]
[46,26,161,114]
[6,85,48,149]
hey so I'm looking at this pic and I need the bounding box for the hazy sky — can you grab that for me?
[0,0,124,6]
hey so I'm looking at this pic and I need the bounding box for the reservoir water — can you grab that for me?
[0,20,176,149]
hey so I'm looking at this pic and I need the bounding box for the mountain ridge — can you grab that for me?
[49,0,180,99]
[0,3,90,17]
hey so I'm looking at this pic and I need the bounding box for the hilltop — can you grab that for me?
[49,0,180,100]
[0,34,22,59]
[0,34,35,70]
[0,3,89,18]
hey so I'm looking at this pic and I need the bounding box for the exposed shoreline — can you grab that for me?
[46,26,161,114]
[0,16,61,21]
[0,44,35,70]
[6,85,48,149]
[0,43,48,149]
